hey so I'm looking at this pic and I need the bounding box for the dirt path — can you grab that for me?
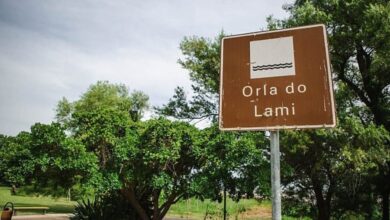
[12,214,72,220]
[238,206,272,219]
[9,207,271,220]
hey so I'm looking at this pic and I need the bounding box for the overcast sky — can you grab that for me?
[0,0,292,136]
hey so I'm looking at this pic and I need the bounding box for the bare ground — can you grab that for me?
[12,214,72,220]
[238,206,272,219]
[9,206,271,220]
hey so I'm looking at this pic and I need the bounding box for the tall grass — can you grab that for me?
[168,198,270,219]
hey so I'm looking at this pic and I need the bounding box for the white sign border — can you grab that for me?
[219,24,337,131]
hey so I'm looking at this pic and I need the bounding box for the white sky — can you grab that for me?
[0,0,292,135]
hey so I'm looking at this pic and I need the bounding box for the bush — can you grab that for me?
[72,191,139,220]
[282,198,313,219]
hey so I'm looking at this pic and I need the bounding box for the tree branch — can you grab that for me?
[337,59,371,106]
[152,189,161,220]
[159,193,184,219]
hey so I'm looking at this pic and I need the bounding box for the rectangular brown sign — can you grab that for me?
[219,24,336,130]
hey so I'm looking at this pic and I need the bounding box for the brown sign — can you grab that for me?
[219,24,336,130]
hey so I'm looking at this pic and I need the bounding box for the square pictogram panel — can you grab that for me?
[250,36,295,79]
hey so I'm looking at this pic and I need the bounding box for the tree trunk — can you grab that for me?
[11,185,17,195]
[367,192,374,220]
[121,188,150,220]
[67,188,71,201]
[152,190,160,220]
[382,189,389,220]
[159,193,185,220]
[312,179,331,220]
[316,199,330,220]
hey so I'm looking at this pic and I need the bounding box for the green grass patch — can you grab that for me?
[1,186,308,219]
[0,186,76,215]
[168,198,271,219]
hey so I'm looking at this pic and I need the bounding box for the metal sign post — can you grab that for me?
[270,130,281,220]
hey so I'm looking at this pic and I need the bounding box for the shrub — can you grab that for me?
[72,191,138,220]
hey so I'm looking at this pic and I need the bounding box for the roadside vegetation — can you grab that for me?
[1,185,272,219]
[1,0,389,219]
[0,186,75,214]
[168,198,269,219]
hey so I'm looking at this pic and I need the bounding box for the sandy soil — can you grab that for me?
[12,214,72,220]
[235,206,272,220]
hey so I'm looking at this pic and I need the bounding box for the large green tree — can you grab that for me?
[0,123,97,198]
[194,125,270,204]
[56,81,202,220]
[56,81,147,169]
[0,132,33,187]
[279,79,390,220]
[28,122,98,197]
[268,1,390,218]
[119,118,202,220]
[156,34,271,210]
[281,117,389,219]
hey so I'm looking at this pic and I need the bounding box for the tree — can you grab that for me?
[56,81,148,126]
[281,117,389,219]
[156,34,223,123]
[55,81,140,193]
[0,123,97,199]
[268,1,390,218]
[56,81,146,168]
[119,118,202,220]
[194,125,270,203]
[156,33,271,220]
[56,81,204,220]
[0,132,34,187]
[28,122,98,198]
[129,90,150,122]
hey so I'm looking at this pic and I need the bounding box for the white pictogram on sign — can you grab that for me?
[250,36,295,79]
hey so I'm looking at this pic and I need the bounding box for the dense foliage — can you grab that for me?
[156,33,271,207]
[267,1,390,219]
[0,123,97,197]
[1,81,205,220]
[194,125,270,202]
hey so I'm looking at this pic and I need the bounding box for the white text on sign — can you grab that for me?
[241,82,307,118]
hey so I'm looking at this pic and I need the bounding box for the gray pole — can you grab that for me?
[270,130,281,220]
[223,186,227,220]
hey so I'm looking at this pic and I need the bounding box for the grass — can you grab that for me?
[167,198,272,219]
[1,185,271,218]
[1,186,306,219]
[0,186,76,215]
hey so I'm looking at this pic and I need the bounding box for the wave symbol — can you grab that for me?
[252,62,293,71]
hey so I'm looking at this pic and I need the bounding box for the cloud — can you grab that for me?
[0,0,291,135]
